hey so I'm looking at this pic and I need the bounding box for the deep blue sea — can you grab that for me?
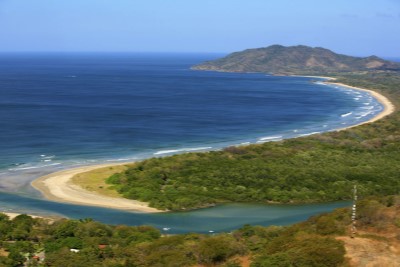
[0,53,382,232]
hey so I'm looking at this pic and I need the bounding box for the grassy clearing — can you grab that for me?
[0,248,9,257]
[70,164,134,198]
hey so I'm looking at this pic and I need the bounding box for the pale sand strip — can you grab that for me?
[1,212,60,221]
[2,212,42,219]
[31,164,163,213]
[31,79,395,213]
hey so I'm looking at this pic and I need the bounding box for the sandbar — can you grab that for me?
[31,79,395,213]
[31,164,163,213]
[1,212,61,221]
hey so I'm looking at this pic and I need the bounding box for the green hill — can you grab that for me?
[192,45,400,75]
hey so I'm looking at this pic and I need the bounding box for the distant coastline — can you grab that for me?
[31,77,395,213]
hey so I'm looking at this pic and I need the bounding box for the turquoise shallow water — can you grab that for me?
[0,192,350,234]
[0,53,379,232]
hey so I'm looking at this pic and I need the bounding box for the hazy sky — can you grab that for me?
[1,0,399,56]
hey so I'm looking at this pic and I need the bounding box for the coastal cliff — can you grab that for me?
[192,45,400,75]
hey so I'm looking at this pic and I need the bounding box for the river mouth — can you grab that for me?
[0,191,350,233]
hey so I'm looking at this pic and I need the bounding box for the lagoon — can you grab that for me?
[0,191,349,233]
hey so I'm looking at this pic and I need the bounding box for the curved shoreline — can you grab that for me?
[31,164,163,213]
[31,78,395,213]
[324,81,395,130]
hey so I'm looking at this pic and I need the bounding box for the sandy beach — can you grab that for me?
[30,79,395,213]
[31,164,163,213]
[325,81,395,130]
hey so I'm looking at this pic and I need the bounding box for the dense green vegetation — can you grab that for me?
[192,45,400,74]
[106,72,400,211]
[1,195,398,266]
[0,211,345,267]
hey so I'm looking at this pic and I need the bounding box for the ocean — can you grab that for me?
[0,53,382,232]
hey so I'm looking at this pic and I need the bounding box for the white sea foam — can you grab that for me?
[240,142,250,145]
[361,106,374,110]
[354,98,360,101]
[154,150,179,155]
[8,166,38,171]
[183,147,212,152]
[359,112,372,117]
[257,138,282,144]
[341,112,352,117]
[40,155,55,159]
[259,136,283,141]
[154,147,212,155]
[298,131,321,137]
[106,158,136,162]
[355,111,374,119]
[8,162,61,171]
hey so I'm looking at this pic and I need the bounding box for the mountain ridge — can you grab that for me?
[192,45,400,75]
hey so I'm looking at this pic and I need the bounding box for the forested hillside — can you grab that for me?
[192,45,400,74]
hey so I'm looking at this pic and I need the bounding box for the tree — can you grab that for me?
[197,235,243,265]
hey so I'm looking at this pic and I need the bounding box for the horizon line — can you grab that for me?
[0,50,398,59]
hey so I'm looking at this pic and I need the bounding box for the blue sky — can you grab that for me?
[1,0,399,56]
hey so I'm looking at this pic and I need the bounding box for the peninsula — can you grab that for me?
[192,44,400,75]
